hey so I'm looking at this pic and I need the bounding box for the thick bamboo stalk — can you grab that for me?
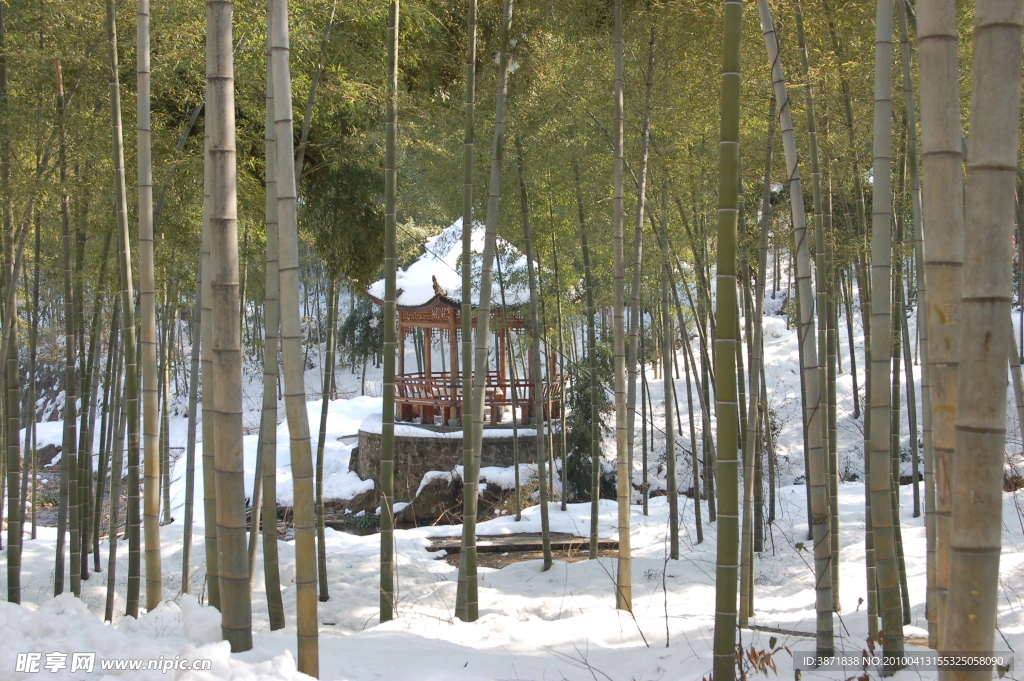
[625,26,656,495]
[199,132,219,610]
[261,31,285,626]
[104,345,127,623]
[207,0,251,650]
[741,99,776,625]
[516,139,552,571]
[270,0,318,670]
[5,274,19,601]
[898,0,935,639]
[377,0,399,626]
[869,0,906,664]
[657,184,678,559]
[136,0,162,613]
[459,0,514,622]
[712,1,742,677]
[181,259,200,594]
[315,277,337,601]
[611,0,632,614]
[94,299,120,571]
[574,163,602,559]
[896,0,925,524]
[456,18,478,586]
[918,0,964,645]
[755,0,834,655]
[944,4,1023,678]
[794,1,837,609]
[56,59,79,599]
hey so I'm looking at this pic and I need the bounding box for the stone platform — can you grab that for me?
[349,416,561,503]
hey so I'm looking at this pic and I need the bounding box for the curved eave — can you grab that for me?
[365,292,522,314]
[365,292,462,313]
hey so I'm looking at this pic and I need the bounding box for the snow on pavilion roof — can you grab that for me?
[367,218,531,310]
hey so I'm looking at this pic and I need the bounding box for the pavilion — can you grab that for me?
[366,219,563,426]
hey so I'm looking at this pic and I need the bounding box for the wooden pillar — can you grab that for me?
[424,327,433,376]
[498,324,507,391]
[450,310,459,423]
[397,318,406,376]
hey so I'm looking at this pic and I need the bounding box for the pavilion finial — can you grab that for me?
[432,274,448,297]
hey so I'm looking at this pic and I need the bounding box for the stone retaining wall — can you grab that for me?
[351,428,561,503]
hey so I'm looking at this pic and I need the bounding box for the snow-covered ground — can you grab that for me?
[4,294,1024,680]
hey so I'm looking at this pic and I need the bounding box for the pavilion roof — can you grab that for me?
[367,218,531,310]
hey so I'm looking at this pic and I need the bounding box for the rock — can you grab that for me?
[37,444,61,468]
[397,472,463,525]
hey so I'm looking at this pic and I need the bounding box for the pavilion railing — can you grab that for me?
[394,371,564,425]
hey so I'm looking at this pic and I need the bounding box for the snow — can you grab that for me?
[366,218,532,308]
[7,266,1024,680]
[357,412,544,439]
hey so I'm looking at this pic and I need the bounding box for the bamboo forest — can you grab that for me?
[0,0,1022,679]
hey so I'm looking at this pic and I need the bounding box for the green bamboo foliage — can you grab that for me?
[712,1,742,677]
[207,0,252,651]
[270,0,319,670]
[869,0,905,663]
[917,0,963,646]
[378,0,399,625]
[944,4,1023,676]
[611,0,632,614]
[261,31,285,627]
[137,0,162,613]
[461,0,514,622]
[454,0,478,622]
[755,0,833,655]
